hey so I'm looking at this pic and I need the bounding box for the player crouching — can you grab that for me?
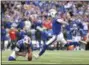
[8,35,32,61]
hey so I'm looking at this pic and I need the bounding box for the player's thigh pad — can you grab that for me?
[57,32,67,44]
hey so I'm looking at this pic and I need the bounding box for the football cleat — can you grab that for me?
[8,56,16,61]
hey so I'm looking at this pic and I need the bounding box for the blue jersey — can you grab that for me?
[5,22,12,28]
[31,21,42,29]
[65,24,72,40]
[71,29,81,37]
[1,28,8,41]
[17,20,25,29]
[17,39,30,52]
[71,20,83,29]
[70,21,86,37]
[52,18,62,35]
[17,30,26,40]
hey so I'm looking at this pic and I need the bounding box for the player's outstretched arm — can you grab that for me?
[57,19,68,25]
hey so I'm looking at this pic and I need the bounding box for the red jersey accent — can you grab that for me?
[9,30,17,40]
[43,20,52,29]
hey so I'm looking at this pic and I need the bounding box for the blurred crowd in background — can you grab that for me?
[1,1,89,51]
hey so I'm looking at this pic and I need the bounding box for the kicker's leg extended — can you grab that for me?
[38,35,57,57]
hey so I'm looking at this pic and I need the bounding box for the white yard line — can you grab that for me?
[1,61,60,64]
[2,60,89,64]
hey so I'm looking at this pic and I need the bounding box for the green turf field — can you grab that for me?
[1,50,89,64]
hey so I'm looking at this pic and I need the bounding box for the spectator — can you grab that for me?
[1,26,9,50]
[17,19,25,29]
[8,27,18,50]
[43,17,52,30]
[24,17,32,32]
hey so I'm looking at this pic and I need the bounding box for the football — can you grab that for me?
[67,45,74,50]
[28,52,32,61]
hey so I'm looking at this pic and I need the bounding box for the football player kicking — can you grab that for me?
[8,35,32,61]
[34,9,68,58]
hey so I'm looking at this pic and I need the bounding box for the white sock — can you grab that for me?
[10,51,16,59]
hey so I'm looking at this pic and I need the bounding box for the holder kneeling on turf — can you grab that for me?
[8,35,32,61]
